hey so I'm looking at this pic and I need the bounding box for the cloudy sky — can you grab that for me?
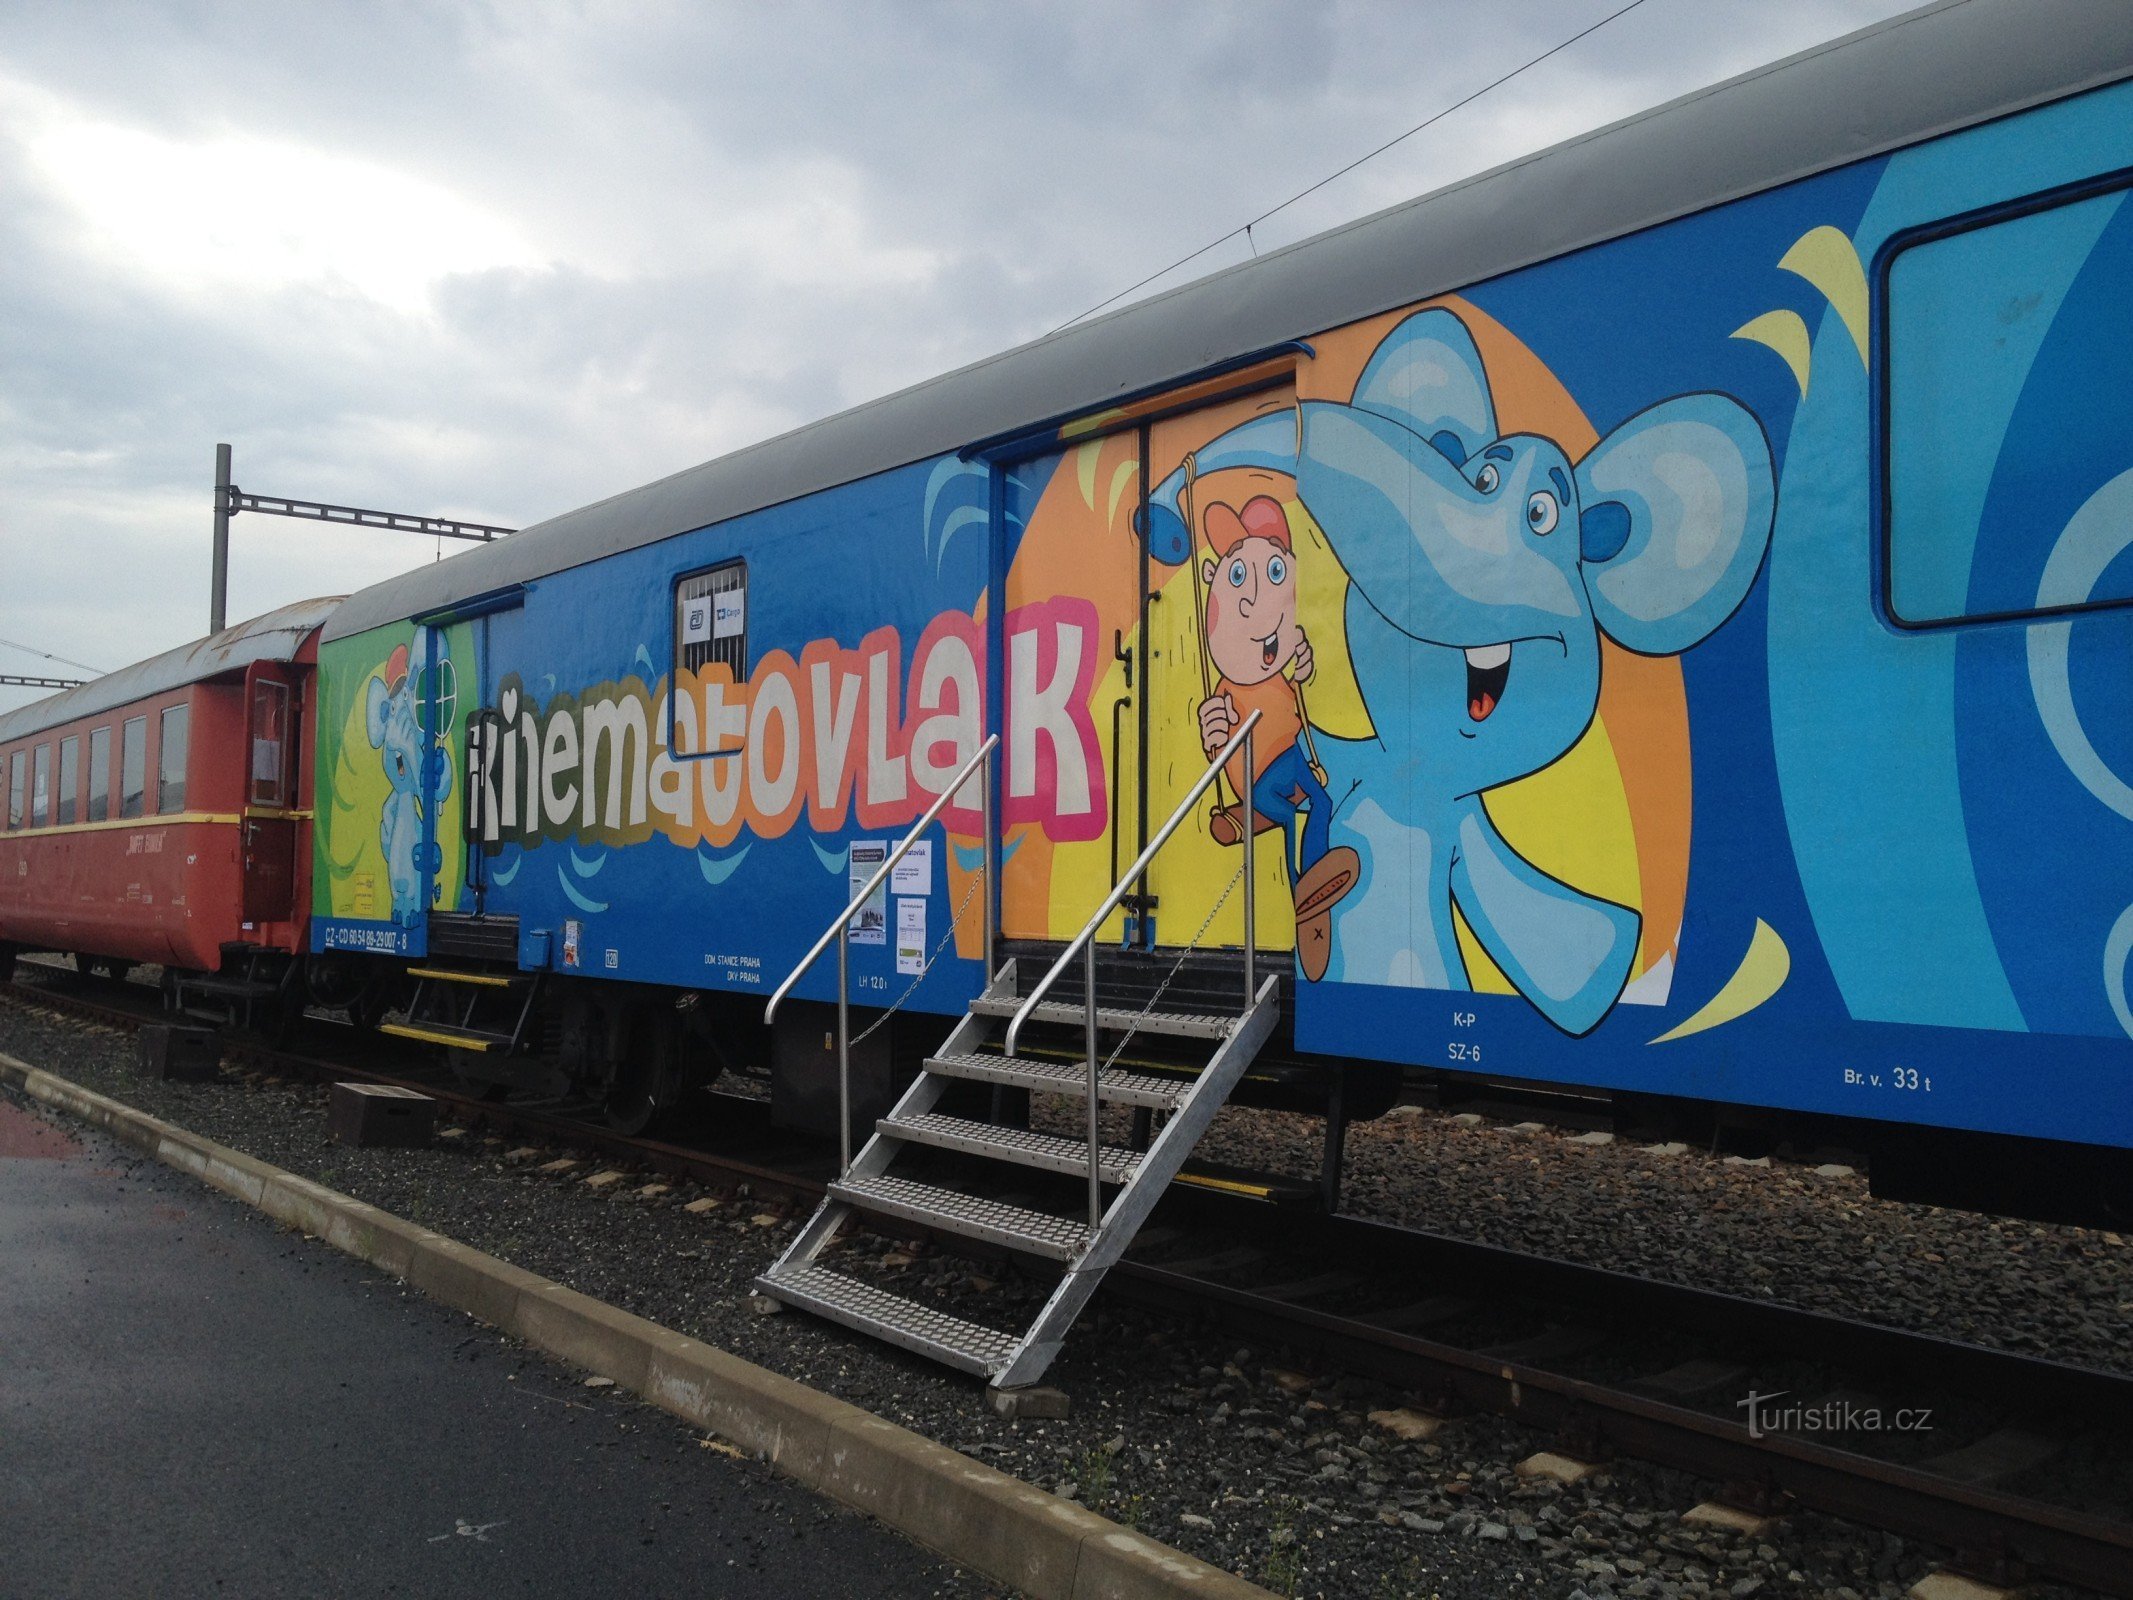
[0,0,1921,713]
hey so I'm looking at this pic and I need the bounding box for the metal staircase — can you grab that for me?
[754,713,1271,1393]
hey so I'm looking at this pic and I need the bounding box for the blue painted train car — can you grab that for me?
[312,0,2133,1223]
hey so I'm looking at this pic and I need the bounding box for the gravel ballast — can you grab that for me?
[1031,1096,2133,1379]
[4,997,2122,1600]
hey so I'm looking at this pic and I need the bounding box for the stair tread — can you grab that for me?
[967,995,1236,1040]
[881,1111,1142,1184]
[761,1263,1020,1376]
[377,1019,509,1052]
[832,1174,1090,1261]
[927,1050,1189,1110]
[408,965,526,988]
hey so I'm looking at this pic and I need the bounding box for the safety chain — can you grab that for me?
[1098,854,1250,1076]
[849,866,986,1049]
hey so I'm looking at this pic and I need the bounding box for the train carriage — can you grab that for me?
[0,600,332,1015]
[297,0,2129,1379]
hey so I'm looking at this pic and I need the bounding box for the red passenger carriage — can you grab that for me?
[0,601,336,1007]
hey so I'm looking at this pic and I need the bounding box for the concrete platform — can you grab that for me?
[0,1095,988,1600]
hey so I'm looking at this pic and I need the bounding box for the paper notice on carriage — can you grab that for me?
[848,840,887,945]
[891,840,931,897]
[896,896,926,975]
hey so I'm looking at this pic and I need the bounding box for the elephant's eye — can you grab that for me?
[1525,491,1560,535]
[1227,559,1247,588]
[1266,554,1287,586]
[1474,463,1500,494]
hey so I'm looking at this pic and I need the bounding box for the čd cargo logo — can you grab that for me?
[466,598,1103,853]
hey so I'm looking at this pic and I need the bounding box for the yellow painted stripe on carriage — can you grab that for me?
[2,811,242,840]
[377,1021,494,1052]
[407,966,516,988]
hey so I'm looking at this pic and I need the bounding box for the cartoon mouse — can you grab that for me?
[1194,493,1359,982]
[1147,307,1775,1033]
[366,633,453,928]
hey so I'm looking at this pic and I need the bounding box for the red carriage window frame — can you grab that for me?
[119,717,146,819]
[87,726,110,823]
[157,705,189,814]
[56,736,77,827]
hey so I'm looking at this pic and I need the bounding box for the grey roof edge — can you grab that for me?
[0,598,344,746]
[325,0,2133,643]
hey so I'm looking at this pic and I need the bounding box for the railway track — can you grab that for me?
[6,966,2132,1596]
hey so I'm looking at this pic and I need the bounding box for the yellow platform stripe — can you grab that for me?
[408,967,516,988]
[377,1022,493,1052]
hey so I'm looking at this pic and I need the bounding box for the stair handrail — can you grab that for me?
[1005,709,1261,1231]
[764,733,998,1170]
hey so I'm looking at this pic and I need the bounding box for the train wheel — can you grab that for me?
[0,946,14,984]
[603,1008,681,1136]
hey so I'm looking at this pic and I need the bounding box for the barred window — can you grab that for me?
[672,560,747,758]
[676,561,747,680]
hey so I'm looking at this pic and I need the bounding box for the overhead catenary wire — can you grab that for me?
[0,637,105,677]
[1048,0,1650,336]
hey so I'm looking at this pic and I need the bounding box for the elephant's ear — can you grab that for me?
[365,677,390,749]
[1350,308,1496,469]
[1574,395,1775,657]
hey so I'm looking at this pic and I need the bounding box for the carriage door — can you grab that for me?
[996,377,1304,955]
[241,664,297,924]
[1141,385,1302,958]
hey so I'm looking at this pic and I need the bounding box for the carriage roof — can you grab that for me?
[0,598,343,745]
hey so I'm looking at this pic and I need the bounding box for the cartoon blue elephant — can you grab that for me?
[1148,308,1775,1034]
[366,631,453,928]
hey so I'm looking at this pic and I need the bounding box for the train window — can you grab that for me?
[158,705,189,813]
[250,678,289,807]
[1883,173,2133,626]
[56,737,77,827]
[119,717,145,819]
[672,559,747,757]
[88,727,110,823]
[30,745,50,828]
[6,750,22,830]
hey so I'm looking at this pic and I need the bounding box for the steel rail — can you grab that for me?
[1103,1262,2133,1596]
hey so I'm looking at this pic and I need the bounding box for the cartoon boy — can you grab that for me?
[1195,495,1358,981]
